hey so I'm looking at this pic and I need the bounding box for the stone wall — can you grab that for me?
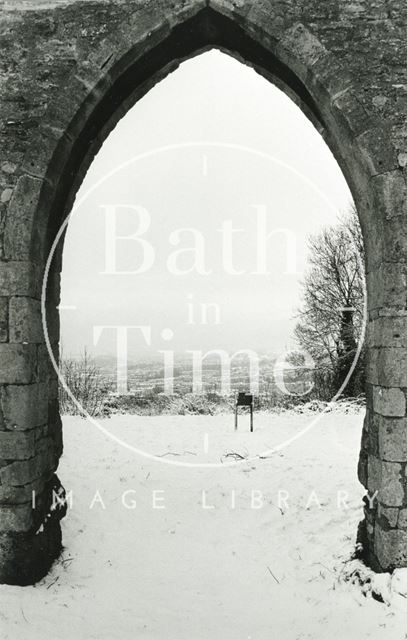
[0,0,407,583]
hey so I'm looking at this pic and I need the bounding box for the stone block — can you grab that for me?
[42,305,59,344]
[381,351,407,388]
[373,386,406,417]
[0,344,36,384]
[367,457,403,506]
[375,525,407,570]
[310,51,354,105]
[377,503,399,528]
[0,431,35,460]
[0,478,44,505]
[0,298,7,342]
[21,126,68,186]
[44,74,97,139]
[365,411,380,457]
[3,174,43,262]
[382,461,404,506]
[126,2,173,42]
[370,170,407,221]
[47,399,63,455]
[0,475,65,584]
[0,450,52,487]
[1,188,13,204]
[366,263,407,312]
[209,0,248,20]
[37,343,57,383]
[34,425,49,442]
[355,127,398,176]
[357,448,368,488]
[167,0,207,25]
[398,509,407,529]
[378,416,407,461]
[35,436,56,461]
[0,504,33,533]
[276,23,327,83]
[9,297,43,343]
[367,455,381,493]
[0,261,40,298]
[1,383,48,430]
[332,89,374,138]
[369,316,407,349]
[48,378,59,401]
[383,215,407,264]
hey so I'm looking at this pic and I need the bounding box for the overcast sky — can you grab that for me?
[59,50,352,360]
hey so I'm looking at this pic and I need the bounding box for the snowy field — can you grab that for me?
[2,409,407,640]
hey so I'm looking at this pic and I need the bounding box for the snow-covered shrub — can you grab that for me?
[59,350,112,417]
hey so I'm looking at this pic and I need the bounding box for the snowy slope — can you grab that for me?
[1,410,407,639]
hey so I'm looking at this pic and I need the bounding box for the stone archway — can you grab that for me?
[0,0,406,584]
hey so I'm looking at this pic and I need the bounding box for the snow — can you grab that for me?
[1,409,407,639]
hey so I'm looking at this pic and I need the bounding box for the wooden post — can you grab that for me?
[235,392,254,432]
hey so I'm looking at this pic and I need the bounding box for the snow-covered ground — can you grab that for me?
[2,409,407,639]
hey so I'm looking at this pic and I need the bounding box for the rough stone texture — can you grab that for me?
[0,451,52,487]
[0,477,44,505]
[1,383,48,431]
[367,264,407,313]
[398,509,407,529]
[369,316,407,349]
[0,0,407,581]
[9,297,43,343]
[367,349,407,388]
[3,175,44,262]
[367,457,404,507]
[0,504,34,533]
[374,527,407,572]
[373,386,406,418]
[378,416,407,462]
[0,262,41,297]
[0,297,8,342]
[378,504,399,529]
[0,344,36,384]
[0,431,35,460]
[0,475,66,585]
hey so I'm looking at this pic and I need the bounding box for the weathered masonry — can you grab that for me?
[1,0,407,584]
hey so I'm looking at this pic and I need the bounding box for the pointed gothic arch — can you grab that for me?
[0,0,405,583]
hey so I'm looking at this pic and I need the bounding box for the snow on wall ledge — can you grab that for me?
[1,0,407,583]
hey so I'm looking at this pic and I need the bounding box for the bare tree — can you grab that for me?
[59,348,112,417]
[294,205,365,398]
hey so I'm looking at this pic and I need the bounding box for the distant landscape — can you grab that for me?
[59,351,316,417]
[94,352,311,395]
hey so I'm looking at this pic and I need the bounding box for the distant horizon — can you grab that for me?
[59,51,352,359]
[61,348,287,361]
